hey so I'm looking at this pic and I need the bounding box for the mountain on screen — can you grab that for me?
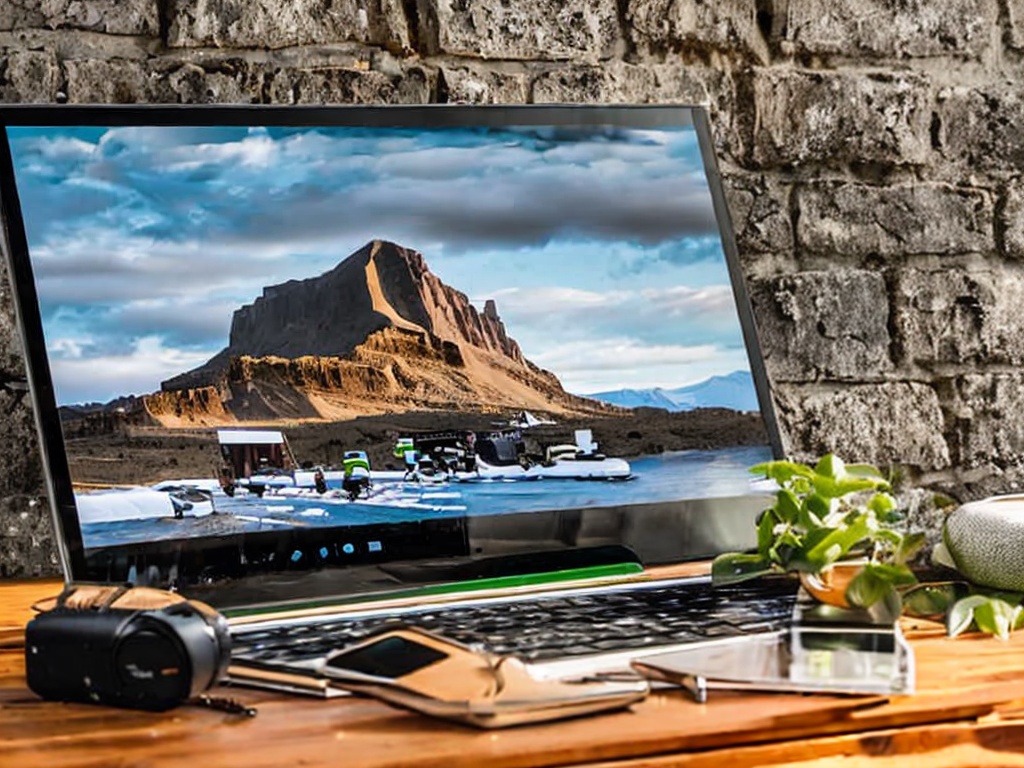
[585,371,758,413]
[135,239,613,426]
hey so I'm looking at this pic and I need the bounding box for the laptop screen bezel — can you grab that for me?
[0,103,783,591]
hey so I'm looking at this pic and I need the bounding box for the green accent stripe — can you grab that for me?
[224,562,645,619]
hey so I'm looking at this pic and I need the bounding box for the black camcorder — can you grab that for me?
[25,585,232,712]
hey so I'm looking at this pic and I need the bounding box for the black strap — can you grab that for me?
[189,695,258,717]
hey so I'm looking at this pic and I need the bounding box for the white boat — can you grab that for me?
[461,429,632,481]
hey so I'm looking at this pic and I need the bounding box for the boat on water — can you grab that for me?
[399,428,632,482]
[467,447,631,482]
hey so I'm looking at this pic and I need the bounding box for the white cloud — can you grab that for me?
[536,338,720,372]
[532,336,750,393]
[36,135,97,162]
[50,336,212,404]
[492,283,742,349]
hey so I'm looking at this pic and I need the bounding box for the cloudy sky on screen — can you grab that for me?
[8,122,752,406]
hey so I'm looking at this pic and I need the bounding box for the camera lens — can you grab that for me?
[115,630,190,707]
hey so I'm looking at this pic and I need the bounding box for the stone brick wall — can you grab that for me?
[1,1,1021,576]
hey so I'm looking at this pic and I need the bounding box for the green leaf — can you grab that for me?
[868,492,897,517]
[804,493,831,521]
[750,461,814,486]
[843,562,916,608]
[801,526,835,552]
[866,562,918,586]
[844,463,888,482]
[774,489,802,524]
[931,540,958,571]
[988,591,1024,606]
[901,581,968,620]
[791,476,812,495]
[756,508,777,559]
[947,595,990,638]
[814,454,845,479]
[811,474,886,500]
[711,552,773,586]
[845,566,891,609]
[769,526,803,565]
[872,586,904,624]
[896,531,927,565]
[804,514,871,568]
[973,599,1018,641]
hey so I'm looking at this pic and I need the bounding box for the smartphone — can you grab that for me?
[317,626,649,728]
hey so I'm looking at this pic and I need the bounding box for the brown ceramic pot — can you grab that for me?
[798,561,867,608]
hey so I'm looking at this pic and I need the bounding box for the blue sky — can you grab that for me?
[8,122,753,406]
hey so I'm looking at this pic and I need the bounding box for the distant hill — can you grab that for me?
[585,371,759,413]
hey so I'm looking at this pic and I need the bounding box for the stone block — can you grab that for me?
[532,60,713,104]
[891,266,1024,368]
[417,0,620,61]
[439,65,529,104]
[936,86,1024,176]
[0,496,58,579]
[751,68,931,168]
[0,27,155,62]
[166,0,411,52]
[532,61,692,105]
[0,260,26,375]
[1008,0,1024,50]
[940,373,1024,470]
[783,0,996,60]
[64,57,178,102]
[773,382,950,470]
[627,0,770,63]
[796,182,994,258]
[1001,182,1024,260]
[0,394,43,498]
[163,61,263,104]
[0,49,60,103]
[266,64,430,104]
[748,270,892,382]
[721,173,793,256]
[0,1,42,30]
[1,0,158,36]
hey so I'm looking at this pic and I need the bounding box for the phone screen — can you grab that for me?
[326,636,449,679]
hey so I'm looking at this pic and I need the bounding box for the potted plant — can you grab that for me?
[712,454,925,612]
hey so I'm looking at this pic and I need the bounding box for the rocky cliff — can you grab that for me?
[145,240,606,426]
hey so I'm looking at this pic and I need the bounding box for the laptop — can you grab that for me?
[0,104,908,698]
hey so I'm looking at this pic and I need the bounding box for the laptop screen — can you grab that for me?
[0,105,781,607]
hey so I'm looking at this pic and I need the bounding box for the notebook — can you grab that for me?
[0,104,856,697]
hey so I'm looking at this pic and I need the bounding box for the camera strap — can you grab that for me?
[190,694,258,718]
[32,584,188,614]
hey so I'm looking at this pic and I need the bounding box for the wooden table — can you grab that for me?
[3,579,1024,768]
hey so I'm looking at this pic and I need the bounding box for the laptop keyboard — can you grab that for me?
[230,577,799,666]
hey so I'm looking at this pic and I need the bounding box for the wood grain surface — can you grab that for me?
[3,579,1024,767]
